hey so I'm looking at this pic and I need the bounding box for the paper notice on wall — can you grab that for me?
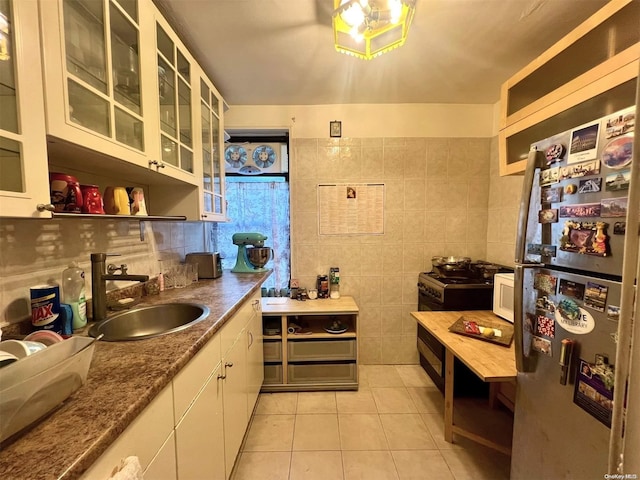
[318,183,384,235]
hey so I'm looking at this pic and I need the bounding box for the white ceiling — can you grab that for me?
[153,0,610,106]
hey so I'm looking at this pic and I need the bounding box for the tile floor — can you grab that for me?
[232,365,513,480]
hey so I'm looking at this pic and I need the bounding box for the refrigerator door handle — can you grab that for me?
[514,264,537,373]
[515,148,545,265]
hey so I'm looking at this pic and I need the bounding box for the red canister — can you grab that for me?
[80,184,105,214]
[49,173,83,213]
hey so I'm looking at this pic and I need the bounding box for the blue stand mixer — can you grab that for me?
[231,232,273,273]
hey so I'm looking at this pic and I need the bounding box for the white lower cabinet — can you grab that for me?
[175,363,225,480]
[84,292,264,480]
[145,431,177,480]
[81,385,175,480]
[221,334,248,479]
[246,300,264,418]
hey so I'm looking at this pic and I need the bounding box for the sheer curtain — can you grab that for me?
[217,178,290,290]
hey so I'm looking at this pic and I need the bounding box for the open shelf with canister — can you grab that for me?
[260,296,359,392]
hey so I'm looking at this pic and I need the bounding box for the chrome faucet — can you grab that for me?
[91,253,149,322]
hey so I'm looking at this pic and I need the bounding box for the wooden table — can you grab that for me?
[411,310,517,455]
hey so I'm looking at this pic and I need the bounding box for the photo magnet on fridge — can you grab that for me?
[535,295,556,313]
[573,357,615,428]
[578,177,601,193]
[555,299,595,334]
[606,305,620,322]
[568,122,600,164]
[534,273,557,295]
[613,222,626,235]
[584,282,608,313]
[605,169,630,191]
[541,186,563,204]
[531,335,552,356]
[558,159,601,180]
[600,197,628,218]
[604,108,635,138]
[540,167,560,186]
[538,209,558,224]
[559,278,585,300]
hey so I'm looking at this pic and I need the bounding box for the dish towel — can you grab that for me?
[109,456,144,480]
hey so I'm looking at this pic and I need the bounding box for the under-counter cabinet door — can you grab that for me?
[0,0,51,217]
[175,364,225,480]
[144,431,177,480]
[222,337,248,479]
[246,299,264,417]
[39,0,155,170]
[197,74,226,221]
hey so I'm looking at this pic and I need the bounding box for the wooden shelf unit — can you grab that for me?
[499,0,640,176]
[261,296,359,392]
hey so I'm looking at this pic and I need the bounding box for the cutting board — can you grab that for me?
[448,315,514,347]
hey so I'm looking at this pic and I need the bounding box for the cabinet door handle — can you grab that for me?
[248,331,254,348]
[225,362,234,368]
[217,373,226,380]
[36,203,56,212]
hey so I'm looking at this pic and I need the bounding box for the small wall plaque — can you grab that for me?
[330,120,342,138]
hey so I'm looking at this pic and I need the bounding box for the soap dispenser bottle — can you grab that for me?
[62,262,88,330]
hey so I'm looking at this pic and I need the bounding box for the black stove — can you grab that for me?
[417,263,513,311]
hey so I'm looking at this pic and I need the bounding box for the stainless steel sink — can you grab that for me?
[88,303,210,341]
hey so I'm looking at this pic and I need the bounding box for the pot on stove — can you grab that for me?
[431,256,472,276]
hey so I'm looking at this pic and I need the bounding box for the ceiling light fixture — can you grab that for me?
[332,0,416,60]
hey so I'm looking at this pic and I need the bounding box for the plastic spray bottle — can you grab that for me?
[62,262,88,330]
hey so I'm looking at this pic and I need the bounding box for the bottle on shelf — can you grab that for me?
[330,267,340,299]
[62,262,88,330]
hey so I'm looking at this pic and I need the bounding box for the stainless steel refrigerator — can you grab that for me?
[512,105,639,478]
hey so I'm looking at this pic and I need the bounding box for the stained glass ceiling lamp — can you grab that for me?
[332,0,416,60]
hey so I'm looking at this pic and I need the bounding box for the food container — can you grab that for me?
[0,336,97,443]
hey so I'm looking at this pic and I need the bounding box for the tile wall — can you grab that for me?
[486,137,524,267]
[289,136,493,364]
[0,219,210,326]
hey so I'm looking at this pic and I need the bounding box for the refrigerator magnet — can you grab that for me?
[558,159,601,181]
[606,305,620,322]
[540,167,559,186]
[604,108,635,138]
[558,279,585,301]
[573,357,614,428]
[535,315,555,338]
[613,222,625,235]
[555,299,595,334]
[600,197,627,218]
[534,273,557,295]
[545,144,565,164]
[538,209,558,224]
[584,282,608,313]
[577,177,601,193]
[601,134,633,170]
[541,186,563,203]
[559,221,609,257]
[535,295,556,313]
[605,169,630,191]
[568,122,600,164]
[559,202,600,218]
[531,335,552,356]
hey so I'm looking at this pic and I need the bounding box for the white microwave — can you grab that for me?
[493,273,515,323]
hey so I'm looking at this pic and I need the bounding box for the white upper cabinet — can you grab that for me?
[0,0,51,217]
[39,0,154,171]
[198,73,226,221]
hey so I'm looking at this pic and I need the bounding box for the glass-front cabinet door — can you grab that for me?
[0,0,50,217]
[40,0,150,169]
[154,18,195,177]
[199,76,225,221]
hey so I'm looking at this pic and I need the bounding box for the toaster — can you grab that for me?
[185,252,223,279]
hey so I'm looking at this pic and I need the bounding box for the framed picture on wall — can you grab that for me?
[330,121,342,138]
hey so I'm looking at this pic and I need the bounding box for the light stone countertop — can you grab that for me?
[0,270,271,480]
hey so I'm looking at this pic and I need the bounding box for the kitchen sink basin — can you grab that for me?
[88,303,210,341]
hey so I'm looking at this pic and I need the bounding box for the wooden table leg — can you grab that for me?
[444,349,455,443]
